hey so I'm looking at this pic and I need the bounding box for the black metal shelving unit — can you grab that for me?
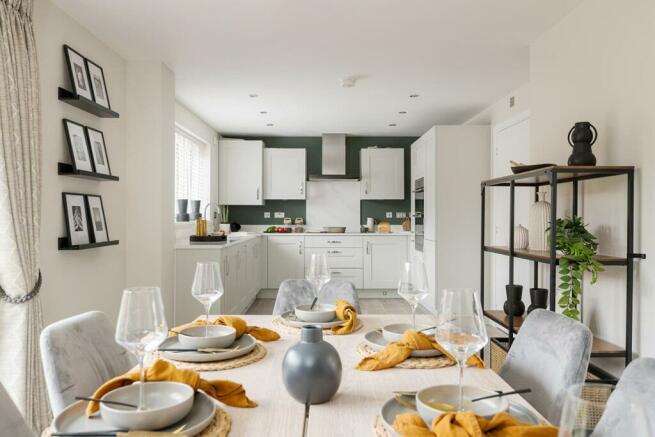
[480,165,645,379]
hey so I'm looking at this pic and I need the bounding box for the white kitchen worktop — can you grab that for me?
[263,231,411,236]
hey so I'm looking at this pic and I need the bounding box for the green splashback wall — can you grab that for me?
[226,136,417,225]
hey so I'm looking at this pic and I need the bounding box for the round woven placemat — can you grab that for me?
[356,342,453,369]
[374,414,392,437]
[158,343,267,372]
[41,407,232,437]
[271,317,363,335]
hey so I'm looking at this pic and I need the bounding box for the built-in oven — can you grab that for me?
[413,177,424,252]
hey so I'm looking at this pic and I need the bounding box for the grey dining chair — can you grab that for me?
[498,308,592,425]
[272,278,361,316]
[0,382,35,437]
[40,311,135,415]
[592,357,655,435]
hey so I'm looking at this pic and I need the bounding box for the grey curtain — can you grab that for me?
[0,0,49,432]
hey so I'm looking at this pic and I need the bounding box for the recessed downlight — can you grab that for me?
[259,111,268,114]
[409,94,419,98]
[266,123,274,127]
[399,111,407,114]
[388,123,397,127]
[249,93,259,98]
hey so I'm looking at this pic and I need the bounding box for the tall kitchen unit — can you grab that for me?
[411,126,490,309]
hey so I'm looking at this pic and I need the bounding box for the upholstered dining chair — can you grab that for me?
[40,311,135,415]
[592,357,655,435]
[272,279,361,316]
[0,382,35,437]
[498,309,593,425]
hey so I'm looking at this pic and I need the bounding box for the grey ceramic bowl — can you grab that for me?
[416,385,509,426]
[100,382,194,430]
[294,304,336,323]
[178,325,236,349]
[382,323,433,342]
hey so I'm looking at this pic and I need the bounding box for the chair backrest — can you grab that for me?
[593,357,655,436]
[0,382,35,437]
[498,309,592,424]
[40,311,135,415]
[272,279,361,316]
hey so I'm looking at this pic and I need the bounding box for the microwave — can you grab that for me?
[413,177,424,252]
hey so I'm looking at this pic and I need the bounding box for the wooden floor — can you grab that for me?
[246,298,416,315]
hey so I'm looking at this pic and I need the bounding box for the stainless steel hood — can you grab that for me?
[308,134,360,181]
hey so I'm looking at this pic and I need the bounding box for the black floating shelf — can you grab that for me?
[58,237,119,250]
[58,87,119,118]
[58,162,119,181]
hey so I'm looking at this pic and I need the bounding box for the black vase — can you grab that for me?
[567,121,598,166]
[503,284,525,317]
[528,288,548,314]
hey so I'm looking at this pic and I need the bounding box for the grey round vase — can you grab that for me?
[282,326,342,405]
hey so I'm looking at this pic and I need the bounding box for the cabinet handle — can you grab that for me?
[328,250,341,254]
[256,187,260,200]
[366,241,370,255]
[300,184,304,195]
[332,271,341,275]
[364,180,369,195]
[327,240,341,244]
[298,241,303,255]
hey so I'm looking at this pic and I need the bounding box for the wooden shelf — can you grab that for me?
[482,165,634,187]
[484,245,629,266]
[58,162,119,181]
[58,237,119,250]
[58,87,119,118]
[484,309,625,357]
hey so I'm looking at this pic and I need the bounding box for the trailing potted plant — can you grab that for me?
[553,216,604,320]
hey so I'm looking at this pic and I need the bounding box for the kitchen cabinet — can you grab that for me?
[267,236,305,288]
[363,236,408,289]
[218,139,264,205]
[264,148,306,199]
[360,148,404,200]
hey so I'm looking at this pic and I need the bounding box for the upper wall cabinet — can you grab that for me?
[264,148,306,200]
[218,139,264,205]
[360,148,404,200]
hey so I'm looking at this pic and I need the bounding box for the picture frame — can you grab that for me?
[63,45,93,100]
[85,58,111,109]
[85,127,112,175]
[63,119,94,172]
[85,194,109,243]
[62,192,90,246]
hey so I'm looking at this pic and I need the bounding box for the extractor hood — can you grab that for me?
[308,134,360,181]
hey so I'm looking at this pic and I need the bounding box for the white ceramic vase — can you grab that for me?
[514,225,529,250]
[529,191,551,250]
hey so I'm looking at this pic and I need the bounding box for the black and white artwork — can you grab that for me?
[63,193,90,246]
[85,195,109,243]
[63,119,93,172]
[86,127,111,175]
[86,59,111,109]
[64,45,93,100]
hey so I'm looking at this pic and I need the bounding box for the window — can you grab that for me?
[175,127,210,219]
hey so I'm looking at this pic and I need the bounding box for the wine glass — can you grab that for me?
[115,287,168,410]
[306,253,330,298]
[434,288,488,411]
[191,262,224,334]
[397,260,429,329]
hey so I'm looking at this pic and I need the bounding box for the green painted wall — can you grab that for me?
[226,136,417,225]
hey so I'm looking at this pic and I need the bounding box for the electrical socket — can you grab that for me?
[264,212,271,218]
[385,212,393,218]
[274,212,285,218]
[396,212,406,218]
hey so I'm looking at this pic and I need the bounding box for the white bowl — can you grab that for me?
[178,325,236,349]
[294,304,337,323]
[100,382,194,430]
[382,323,433,343]
[416,385,509,426]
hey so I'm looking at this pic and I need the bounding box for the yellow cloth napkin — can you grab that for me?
[356,330,484,371]
[85,358,256,416]
[170,315,280,342]
[330,299,358,335]
[393,411,557,437]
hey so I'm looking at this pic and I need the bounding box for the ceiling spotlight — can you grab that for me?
[266,123,274,127]
[409,94,419,98]
[259,111,268,114]
[341,76,358,88]
[399,111,407,114]
[249,93,259,98]
[388,123,397,127]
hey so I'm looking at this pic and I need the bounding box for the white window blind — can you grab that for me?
[175,127,210,218]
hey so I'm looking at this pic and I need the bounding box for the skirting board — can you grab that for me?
[257,288,400,299]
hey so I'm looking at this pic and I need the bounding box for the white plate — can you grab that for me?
[281,310,344,329]
[380,396,540,436]
[54,391,217,436]
[382,323,434,343]
[364,330,442,358]
[159,334,256,363]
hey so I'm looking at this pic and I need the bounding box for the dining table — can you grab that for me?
[199,314,546,436]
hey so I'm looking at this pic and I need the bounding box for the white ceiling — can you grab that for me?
[52,0,581,136]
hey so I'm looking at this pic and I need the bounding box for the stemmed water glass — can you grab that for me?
[191,262,224,334]
[397,260,429,329]
[306,253,330,298]
[434,288,488,411]
[115,287,168,410]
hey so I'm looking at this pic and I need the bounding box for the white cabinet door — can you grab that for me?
[264,148,306,199]
[267,236,305,288]
[360,148,404,199]
[329,268,364,289]
[222,246,239,314]
[411,138,426,181]
[218,139,264,205]
[363,236,408,289]
[174,249,226,325]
